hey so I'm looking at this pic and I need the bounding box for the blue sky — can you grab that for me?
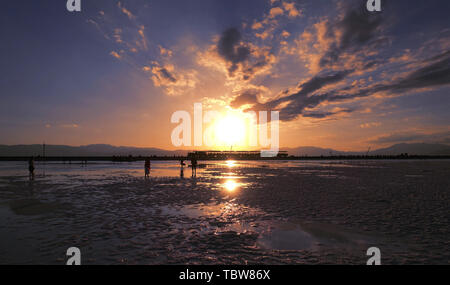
[0,0,449,150]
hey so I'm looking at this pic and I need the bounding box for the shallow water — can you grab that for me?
[0,159,448,264]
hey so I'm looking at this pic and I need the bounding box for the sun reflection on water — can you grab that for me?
[225,160,236,168]
[223,179,239,192]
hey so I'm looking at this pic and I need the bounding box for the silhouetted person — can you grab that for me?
[28,157,35,180]
[180,159,186,178]
[144,158,151,178]
[191,157,198,177]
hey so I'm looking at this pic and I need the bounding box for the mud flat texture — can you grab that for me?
[0,159,448,264]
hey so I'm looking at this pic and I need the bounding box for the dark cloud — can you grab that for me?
[385,50,450,92]
[269,70,353,120]
[234,47,450,121]
[153,66,177,83]
[228,3,450,122]
[230,90,260,109]
[242,59,268,80]
[424,49,450,63]
[296,70,352,96]
[362,59,384,70]
[274,93,331,121]
[217,27,274,80]
[342,49,450,98]
[325,51,450,104]
[268,70,351,108]
[236,70,352,121]
[302,109,353,119]
[228,3,388,120]
[217,28,251,76]
[319,4,384,68]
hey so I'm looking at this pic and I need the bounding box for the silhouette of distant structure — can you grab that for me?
[187,150,288,160]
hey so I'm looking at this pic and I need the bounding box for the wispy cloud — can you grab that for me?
[61,124,80,129]
[87,1,198,96]
[145,62,198,96]
[360,122,381,129]
[282,2,301,18]
[118,1,136,20]
[110,50,122,59]
[269,7,284,18]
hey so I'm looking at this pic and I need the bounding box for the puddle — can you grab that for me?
[4,199,62,216]
[160,203,376,252]
[257,222,316,250]
[161,202,263,219]
[256,221,376,251]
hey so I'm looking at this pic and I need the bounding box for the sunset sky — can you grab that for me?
[1,0,449,151]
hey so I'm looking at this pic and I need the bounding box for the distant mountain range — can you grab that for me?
[0,144,186,157]
[284,143,450,156]
[0,143,449,157]
[369,143,450,156]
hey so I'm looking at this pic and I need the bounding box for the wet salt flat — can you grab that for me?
[0,159,449,264]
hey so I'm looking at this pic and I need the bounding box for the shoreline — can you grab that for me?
[0,155,449,162]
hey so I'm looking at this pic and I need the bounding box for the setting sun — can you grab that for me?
[214,112,247,148]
